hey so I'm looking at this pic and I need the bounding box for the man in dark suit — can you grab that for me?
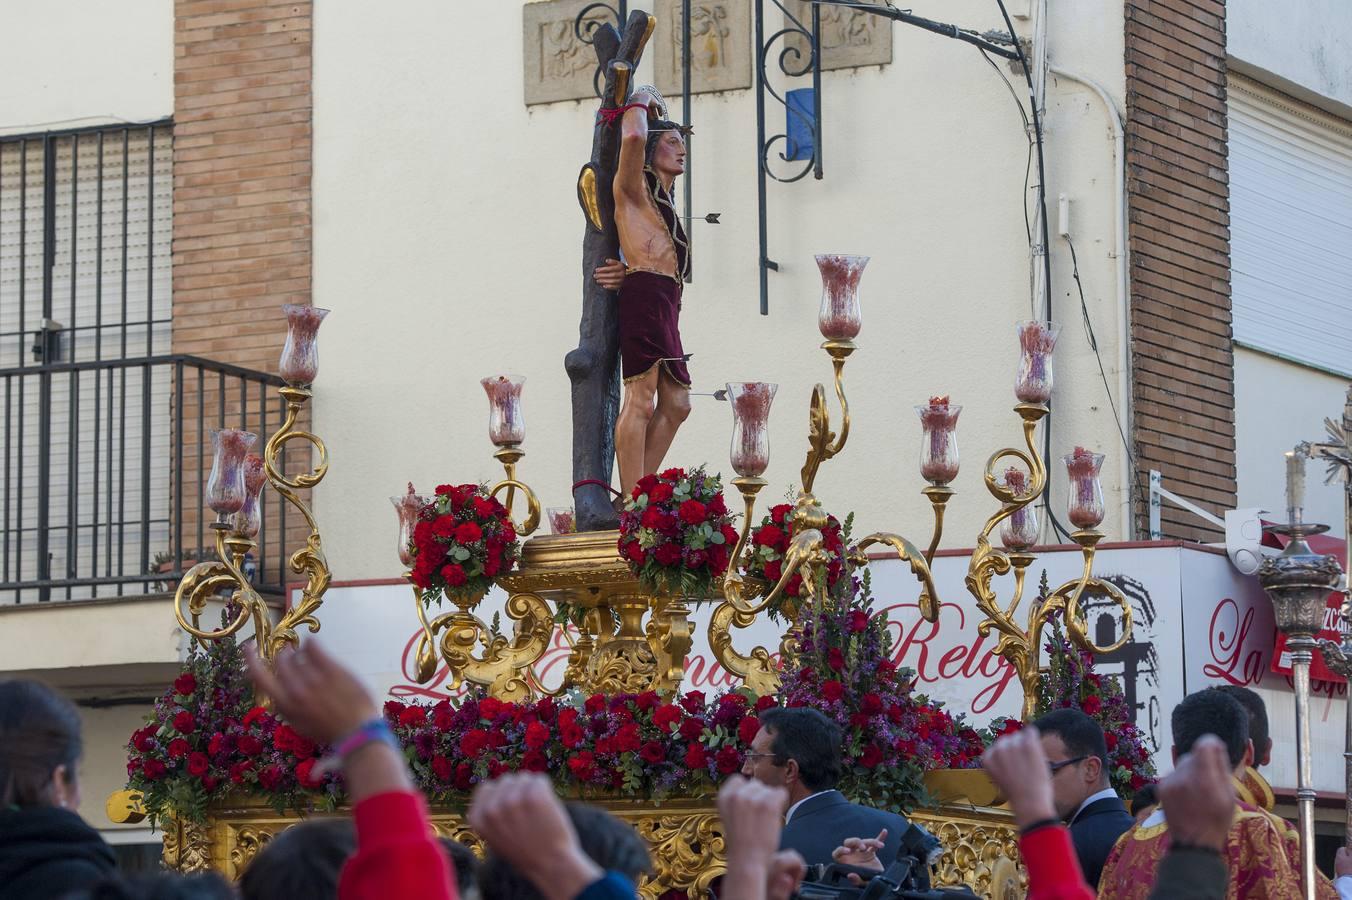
[741,707,909,868]
[1032,707,1134,888]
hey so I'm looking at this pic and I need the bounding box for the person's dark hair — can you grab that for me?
[1031,707,1110,777]
[1211,685,1269,763]
[1172,689,1249,768]
[758,707,843,792]
[71,872,235,900]
[438,837,481,900]
[0,678,83,809]
[479,803,651,900]
[645,119,683,165]
[239,818,355,900]
[1130,782,1159,817]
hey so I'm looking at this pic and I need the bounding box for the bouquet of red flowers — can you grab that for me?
[124,630,337,823]
[410,483,521,606]
[742,503,849,618]
[618,466,738,597]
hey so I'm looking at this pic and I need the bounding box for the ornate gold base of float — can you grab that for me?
[148,772,1026,899]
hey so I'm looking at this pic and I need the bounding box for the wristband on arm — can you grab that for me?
[314,718,399,776]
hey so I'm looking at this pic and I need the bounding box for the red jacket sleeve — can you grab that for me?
[339,790,457,900]
[1020,825,1095,900]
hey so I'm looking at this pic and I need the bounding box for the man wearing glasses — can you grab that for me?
[1031,708,1134,888]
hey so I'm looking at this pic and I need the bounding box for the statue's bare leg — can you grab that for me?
[643,368,691,476]
[616,366,660,498]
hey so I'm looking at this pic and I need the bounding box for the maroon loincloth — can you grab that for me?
[618,270,691,387]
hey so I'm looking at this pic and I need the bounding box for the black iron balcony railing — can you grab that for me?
[0,354,292,604]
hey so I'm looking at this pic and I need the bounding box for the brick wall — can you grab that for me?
[1125,0,1236,541]
[172,0,314,578]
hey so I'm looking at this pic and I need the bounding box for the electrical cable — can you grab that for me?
[993,0,1073,541]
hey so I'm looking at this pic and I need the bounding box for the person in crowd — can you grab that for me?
[1337,847,1352,900]
[438,839,481,900]
[1098,689,1334,899]
[68,872,236,900]
[741,707,908,867]
[1211,685,1274,809]
[243,642,457,900]
[0,679,117,900]
[1029,708,1134,887]
[239,818,356,900]
[1130,783,1159,824]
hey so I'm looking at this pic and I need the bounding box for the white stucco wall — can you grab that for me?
[1234,348,1349,539]
[0,0,173,133]
[311,1,1130,582]
[1228,0,1352,116]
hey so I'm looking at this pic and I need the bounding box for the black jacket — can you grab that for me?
[779,790,910,869]
[1068,794,1135,888]
[0,806,117,900]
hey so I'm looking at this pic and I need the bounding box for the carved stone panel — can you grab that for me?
[785,0,892,71]
[523,0,611,105]
[654,0,752,96]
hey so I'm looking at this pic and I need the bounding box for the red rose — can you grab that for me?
[827,647,845,671]
[173,673,197,696]
[649,483,674,503]
[622,540,647,564]
[141,759,167,781]
[860,744,884,769]
[715,746,741,775]
[398,706,427,728]
[431,755,454,782]
[273,724,297,753]
[460,729,493,758]
[383,700,407,721]
[860,694,884,716]
[243,706,268,727]
[201,775,220,792]
[1081,695,1103,716]
[708,494,728,516]
[229,761,253,784]
[525,721,550,750]
[237,734,264,757]
[560,723,585,749]
[679,499,707,524]
[679,717,706,741]
[1105,732,1119,751]
[763,560,783,584]
[652,704,682,733]
[172,711,196,734]
[478,697,506,720]
[187,753,210,777]
[639,742,666,764]
[848,610,870,633]
[585,694,606,714]
[635,691,660,711]
[737,716,760,745]
[821,680,845,702]
[258,765,284,791]
[754,525,784,548]
[680,691,706,713]
[635,474,658,497]
[521,750,549,772]
[683,743,708,768]
[641,506,665,530]
[454,522,483,545]
[132,726,157,753]
[567,751,598,779]
[652,543,681,566]
[296,757,324,789]
[754,695,778,713]
[167,738,190,759]
[440,563,468,587]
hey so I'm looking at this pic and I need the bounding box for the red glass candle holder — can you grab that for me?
[547,506,576,535]
[727,381,777,478]
[1015,320,1061,404]
[206,428,258,519]
[999,466,1038,550]
[917,396,961,486]
[1064,446,1106,530]
[482,375,526,446]
[815,254,868,342]
[391,482,425,568]
[233,454,267,538]
[279,305,330,386]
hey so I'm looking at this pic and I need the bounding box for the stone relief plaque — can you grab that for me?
[654,0,752,96]
[523,0,613,105]
[785,0,892,71]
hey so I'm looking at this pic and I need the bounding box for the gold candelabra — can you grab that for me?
[173,306,333,664]
[708,256,1134,716]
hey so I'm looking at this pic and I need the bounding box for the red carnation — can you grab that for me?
[683,743,709,768]
[243,706,268,727]
[860,744,884,769]
[567,751,598,779]
[432,516,457,538]
[1081,695,1103,716]
[1105,732,1119,751]
[383,700,407,721]
[479,697,506,720]
[585,694,606,714]
[472,497,496,518]
[715,746,741,775]
[652,704,682,733]
[720,524,738,546]
[431,755,454,782]
[560,723,585,749]
[635,474,658,497]
[167,738,190,760]
[821,680,845,702]
[770,504,791,524]
[860,694,884,716]
[754,525,784,548]
[679,717,706,741]
[653,543,682,566]
[521,750,549,772]
[639,742,666,764]
[173,673,197,696]
[201,775,220,792]
[172,711,196,734]
[738,716,760,745]
[454,522,483,545]
[649,483,674,503]
[679,691,706,713]
[622,541,647,564]
[708,494,727,516]
[660,468,685,480]
[398,706,427,728]
[296,757,323,789]
[525,721,550,750]
[641,506,665,530]
[237,735,264,757]
[635,691,660,711]
[763,560,783,584]
[755,695,778,713]
[827,647,845,671]
[187,753,210,777]
[141,759,167,781]
[848,610,870,633]
[229,761,253,785]
[258,765,284,791]
[679,499,707,524]
[460,729,492,758]
[441,563,468,587]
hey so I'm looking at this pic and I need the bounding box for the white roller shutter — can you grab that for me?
[1229,77,1352,377]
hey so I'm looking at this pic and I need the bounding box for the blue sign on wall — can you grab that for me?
[786,88,815,162]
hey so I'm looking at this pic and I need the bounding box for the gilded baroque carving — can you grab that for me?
[786,0,892,71]
[162,816,213,874]
[911,812,1027,899]
[229,826,276,873]
[632,812,727,898]
[654,0,752,96]
[523,0,612,105]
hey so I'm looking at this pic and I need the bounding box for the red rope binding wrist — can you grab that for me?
[597,102,649,126]
[573,479,622,497]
